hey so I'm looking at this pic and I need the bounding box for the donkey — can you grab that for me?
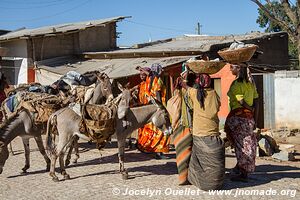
[115,97,173,180]
[0,73,113,173]
[45,86,172,181]
[0,110,51,174]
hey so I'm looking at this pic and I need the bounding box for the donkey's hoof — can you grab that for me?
[52,177,59,182]
[64,174,70,180]
[72,159,78,164]
[121,171,128,180]
[21,167,29,174]
[65,160,70,167]
[22,165,29,171]
[46,165,50,172]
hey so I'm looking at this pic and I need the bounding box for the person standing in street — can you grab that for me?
[225,62,259,182]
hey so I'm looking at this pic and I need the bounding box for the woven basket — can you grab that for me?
[186,60,226,74]
[218,45,258,63]
[0,47,8,56]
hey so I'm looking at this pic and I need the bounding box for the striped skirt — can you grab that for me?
[173,125,193,185]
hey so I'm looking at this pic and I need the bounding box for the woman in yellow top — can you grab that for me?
[181,72,224,191]
[225,62,259,182]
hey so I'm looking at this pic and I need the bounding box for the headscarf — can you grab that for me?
[195,73,211,88]
[236,62,255,84]
[194,73,211,109]
[150,63,163,76]
[139,67,151,75]
[149,63,163,93]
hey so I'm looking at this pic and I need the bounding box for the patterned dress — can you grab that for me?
[137,76,169,153]
[225,80,259,174]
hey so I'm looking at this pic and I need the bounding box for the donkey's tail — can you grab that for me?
[45,113,58,155]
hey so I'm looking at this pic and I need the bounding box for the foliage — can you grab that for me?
[255,1,298,59]
[252,0,300,68]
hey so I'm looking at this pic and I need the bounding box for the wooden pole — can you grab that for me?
[169,74,174,97]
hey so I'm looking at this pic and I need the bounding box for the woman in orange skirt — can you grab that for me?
[136,64,170,159]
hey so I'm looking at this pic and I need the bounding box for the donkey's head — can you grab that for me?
[150,97,173,136]
[95,73,113,104]
[0,141,9,174]
[115,83,131,119]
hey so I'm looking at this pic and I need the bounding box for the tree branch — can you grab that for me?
[266,0,279,19]
[281,0,298,25]
[297,0,300,20]
[251,0,297,44]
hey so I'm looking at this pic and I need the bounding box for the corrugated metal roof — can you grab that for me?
[36,31,287,79]
[84,32,286,55]
[37,56,190,79]
[0,16,128,41]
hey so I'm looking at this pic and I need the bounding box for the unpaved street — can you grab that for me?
[0,138,299,200]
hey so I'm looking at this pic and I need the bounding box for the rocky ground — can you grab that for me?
[0,137,299,200]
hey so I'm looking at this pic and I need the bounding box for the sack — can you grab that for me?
[80,104,117,149]
[166,89,182,129]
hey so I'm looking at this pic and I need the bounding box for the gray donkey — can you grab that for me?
[0,110,50,174]
[0,73,113,174]
[45,85,172,181]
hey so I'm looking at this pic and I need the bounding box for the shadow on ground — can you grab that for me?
[224,164,300,189]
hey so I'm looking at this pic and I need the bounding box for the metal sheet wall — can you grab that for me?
[263,73,275,129]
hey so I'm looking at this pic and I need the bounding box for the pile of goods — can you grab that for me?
[3,91,65,124]
[79,103,117,149]
[186,58,226,74]
[218,41,258,63]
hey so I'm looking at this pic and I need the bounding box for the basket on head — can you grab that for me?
[217,45,258,63]
[0,47,8,57]
[186,60,226,74]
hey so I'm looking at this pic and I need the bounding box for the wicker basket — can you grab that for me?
[186,60,226,74]
[217,45,258,63]
[0,47,8,56]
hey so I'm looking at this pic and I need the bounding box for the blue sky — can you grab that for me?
[0,0,265,46]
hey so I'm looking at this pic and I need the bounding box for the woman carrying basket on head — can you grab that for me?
[225,62,259,182]
[173,63,225,190]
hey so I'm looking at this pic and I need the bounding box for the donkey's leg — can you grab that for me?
[72,136,80,164]
[57,134,73,180]
[117,137,128,180]
[21,137,30,173]
[65,136,79,166]
[65,141,73,167]
[59,151,70,180]
[9,142,14,156]
[49,153,59,182]
[34,135,51,171]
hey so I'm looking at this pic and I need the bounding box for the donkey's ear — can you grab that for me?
[117,82,124,92]
[149,96,164,109]
[125,82,131,89]
[102,73,109,79]
[149,96,157,106]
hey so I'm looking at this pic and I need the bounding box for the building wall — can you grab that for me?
[35,68,62,85]
[17,58,28,84]
[0,58,25,85]
[27,24,117,61]
[0,40,28,58]
[79,23,116,52]
[263,73,275,129]
[27,34,76,61]
[275,70,300,129]
[251,33,289,66]
[211,64,235,125]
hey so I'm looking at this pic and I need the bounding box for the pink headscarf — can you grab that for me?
[195,73,211,88]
